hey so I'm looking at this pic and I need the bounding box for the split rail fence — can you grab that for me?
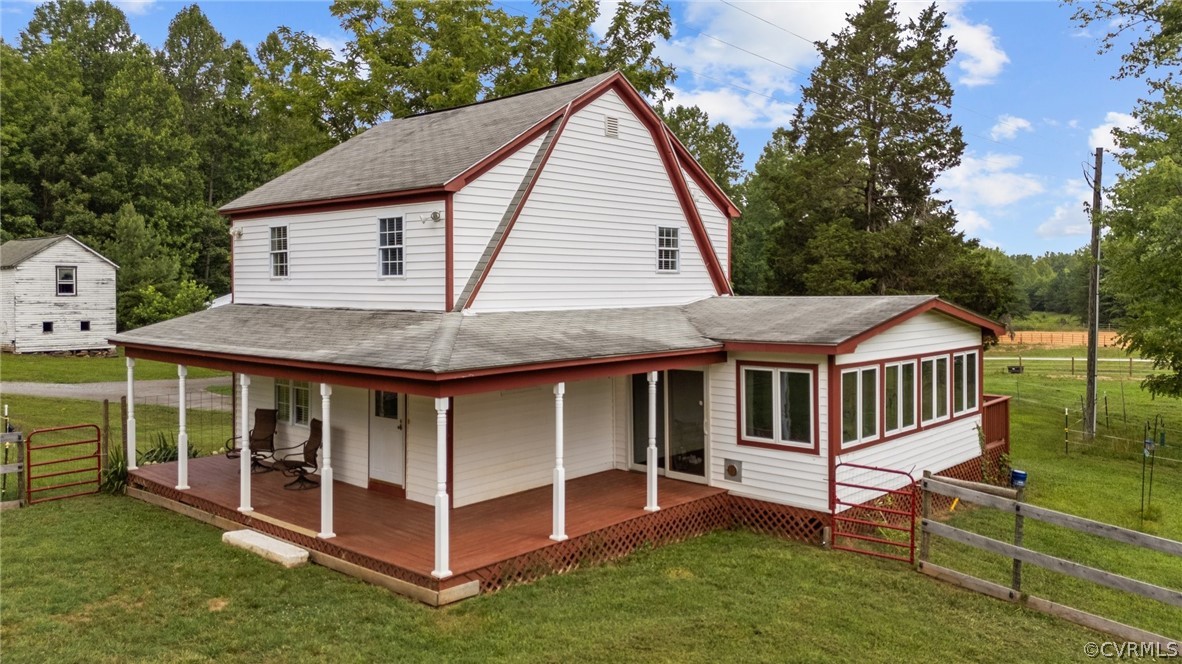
[918,472,1181,646]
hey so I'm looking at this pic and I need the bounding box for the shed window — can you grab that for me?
[884,361,917,434]
[740,365,814,449]
[269,226,289,278]
[657,227,679,272]
[80,321,91,332]
[841,366,879,446]
[275,379,310,426]
[56,266,76,296]
[378,217,404,277]
[42,321,53,333]
[953,351,979,414]
[921,355,949,424]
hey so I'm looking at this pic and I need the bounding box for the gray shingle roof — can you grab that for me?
[219,72,616,213]
[684,295,938,345]
[110,295,990,375]
[1,235,118,269]
[1,236,67,269]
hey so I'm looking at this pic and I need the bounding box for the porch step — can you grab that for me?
[222,529,309,568]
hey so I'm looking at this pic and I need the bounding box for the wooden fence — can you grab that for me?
[918,473,1181,646]
[996,330,1121,347]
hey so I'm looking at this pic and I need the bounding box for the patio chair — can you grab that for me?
[223,408,279,473]
[271,418,322,491]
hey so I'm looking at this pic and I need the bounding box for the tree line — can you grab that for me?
[3,0,1174,397]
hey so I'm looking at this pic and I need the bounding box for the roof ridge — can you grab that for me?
[386,71,615,123]
[425,312,464,372]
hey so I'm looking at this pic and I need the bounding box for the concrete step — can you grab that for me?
[222,529,309,568]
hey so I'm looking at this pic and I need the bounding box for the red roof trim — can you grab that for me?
[223,188,449,221]
[460,109,573,310]
[667,133,741,219]
[724,342,836,355]
[116,340,725,397]
[833,299,1003,354]
[445,107,567,190]
[444,192,455,311]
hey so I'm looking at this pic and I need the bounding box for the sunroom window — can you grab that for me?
[841,366,878,446]
[741,365,813,449]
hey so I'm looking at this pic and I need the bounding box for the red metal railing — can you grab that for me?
[26,424,101,505]
[832,462,917,563]
[981,394,1011,454]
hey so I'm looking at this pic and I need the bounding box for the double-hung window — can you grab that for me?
[841,366,879,446]
[378,217,404,277]
[269,226,289,278]
[275,379,310,426]
[740,365,814,450]
[884,360,917,434]
[56,266,76,296]
[921,355,950,424]
[953,350,979,415]
[657,227,679,272]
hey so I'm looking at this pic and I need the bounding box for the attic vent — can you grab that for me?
[604,115,620,138]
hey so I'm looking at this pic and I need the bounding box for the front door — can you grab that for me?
[630,370,707,483]
[368,391,405,491]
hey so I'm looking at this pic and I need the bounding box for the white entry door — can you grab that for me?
[368,391,405,489]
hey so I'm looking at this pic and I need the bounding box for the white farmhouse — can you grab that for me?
[113,72,1009,604]
[1,235,117,353]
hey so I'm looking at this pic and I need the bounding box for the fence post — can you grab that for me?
[120,396,128,454]
[16,436,25,508]
[1012,485,1025,598]
[101,399,110,473]
[1071,357,1075,375]
[1129,357,1134,377]
[920,470,932,566]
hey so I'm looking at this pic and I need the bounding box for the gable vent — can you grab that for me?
[604,115,620,138]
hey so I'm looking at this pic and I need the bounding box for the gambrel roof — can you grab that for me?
[218,71,739,222]
[0,235,118,269]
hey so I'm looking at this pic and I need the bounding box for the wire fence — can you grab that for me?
[132,389,233,458]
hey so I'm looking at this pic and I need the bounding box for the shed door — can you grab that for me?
[368,391,405,488]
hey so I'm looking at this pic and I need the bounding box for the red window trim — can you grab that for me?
[735,360,821,456]
[834,344,983,454]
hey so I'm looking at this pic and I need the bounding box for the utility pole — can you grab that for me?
[1085,147,1103,438]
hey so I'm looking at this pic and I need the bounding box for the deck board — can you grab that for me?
[131,456,725,579]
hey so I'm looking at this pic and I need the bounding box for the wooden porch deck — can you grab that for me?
[129,456,730,601]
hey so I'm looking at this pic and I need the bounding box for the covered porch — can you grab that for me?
[129,456,729,602]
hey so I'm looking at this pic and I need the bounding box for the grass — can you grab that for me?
[987,344,1132,360]
[1010,312,1086,331]
[1,497,1109,664]
[0,348,225,383]
[917,361,1182,638]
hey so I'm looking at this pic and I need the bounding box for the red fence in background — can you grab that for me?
[997,330,1120,347]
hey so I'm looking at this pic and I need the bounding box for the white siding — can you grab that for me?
[232,201,447,310]
[404,395,439,506]
[838,311,981,363]
[1,270,14,348]
[452,378,615,507]
[451,136,545,304]
[7,241,116,353]
[470,90,717,312]
[708,352,830,512]
[682,167,729,278]
[836,416,981,507]
[244,376,369,488]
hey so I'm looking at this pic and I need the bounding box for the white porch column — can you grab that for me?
[125,357,137,470]
[551,382,567,541]
[319,383,335,539]
[175,365,189,490]
[432,397,452,579]
[238,374,252,513]
[645,371,660,512]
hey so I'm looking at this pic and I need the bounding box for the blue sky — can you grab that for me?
[1,0,1144,256]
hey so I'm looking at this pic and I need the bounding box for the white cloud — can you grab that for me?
[1068,119,1080,129]
[1037,202,1091,238]
[312,34,348,61]
[112,0,154,15]
[945,9,1010,86]
[957,209,993,234]
[669,84,796,129]
[941,153,1045,209]
[990,114,1032,141]
[1088,111,1138,152]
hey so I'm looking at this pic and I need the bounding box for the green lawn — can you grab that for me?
[1,349,225,383]
[987,344,1131,360]
[920,362,1182,638]
[1,496,1108,664]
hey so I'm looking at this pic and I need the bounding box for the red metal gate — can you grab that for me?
[25,424,101,505]
[832,462,917,563]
